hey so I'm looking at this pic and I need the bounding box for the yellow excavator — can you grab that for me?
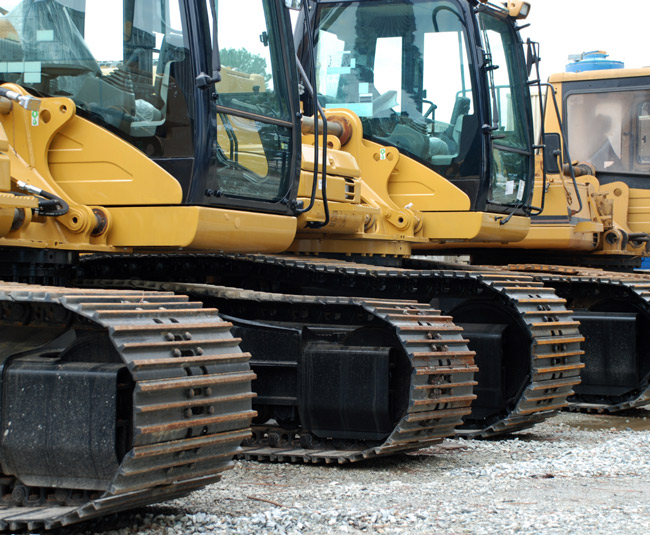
[477,63,650,413]
[75,0,581,458]
[0,0,495,528]
[293,0,650,416]
[277,0,583,444]
[532,64,650,262]
[0,0,582,529]
[77,0,583,454]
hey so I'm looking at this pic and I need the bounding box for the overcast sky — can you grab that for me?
[290,1,648,82]
[519,0,649,81]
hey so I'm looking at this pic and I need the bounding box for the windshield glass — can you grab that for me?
[567,88,650,176]
[0,0,192,156]
[212,0,295,203]
[313,0,482,189]
[0,0,193,158]
[477,10,533,206]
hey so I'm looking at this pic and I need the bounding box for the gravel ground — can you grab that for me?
[58,410,650,535]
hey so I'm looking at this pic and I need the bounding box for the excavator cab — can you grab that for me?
[297,0,535,218]
[0,0,301,218]
[545,70,650,247]
[554,71,650,183]
[0,0,304,253]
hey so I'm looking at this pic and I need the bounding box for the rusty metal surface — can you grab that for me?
[222,254,585,438]
[79,253,585,439]
[0,282,254,531]
[456,269,584,437]
[506,264,650,412]
[109,281,477,464]
[242,297,476,463]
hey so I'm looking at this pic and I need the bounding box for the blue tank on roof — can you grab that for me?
[566,51,624,73]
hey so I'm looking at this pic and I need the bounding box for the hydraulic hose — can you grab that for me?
[15,180,69,217]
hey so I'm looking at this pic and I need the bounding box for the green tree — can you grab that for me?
[220,48,271,83]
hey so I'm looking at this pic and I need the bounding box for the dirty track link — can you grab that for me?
[101,280,477,464]
[507,264,650,412]
[78,253,584,438]
[217,254,585,437]
[0,282,253,531]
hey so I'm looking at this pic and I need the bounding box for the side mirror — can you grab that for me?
[543,133,561,174]
[525,39,538,79]
[285,0,303,9]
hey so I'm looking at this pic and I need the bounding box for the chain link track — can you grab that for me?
[103,280,477,464]
[462,268,585,435]
[0,282,254,531]
[227,254,585,437]
[244,296,476,463]
[77,253,585,437]
[507,263,650,412]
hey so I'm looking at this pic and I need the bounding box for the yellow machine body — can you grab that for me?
[0,85,296,253]
[492,68,650,258]
[292,109,529,256]
[216,67,270,177]
[0,66,532,261]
